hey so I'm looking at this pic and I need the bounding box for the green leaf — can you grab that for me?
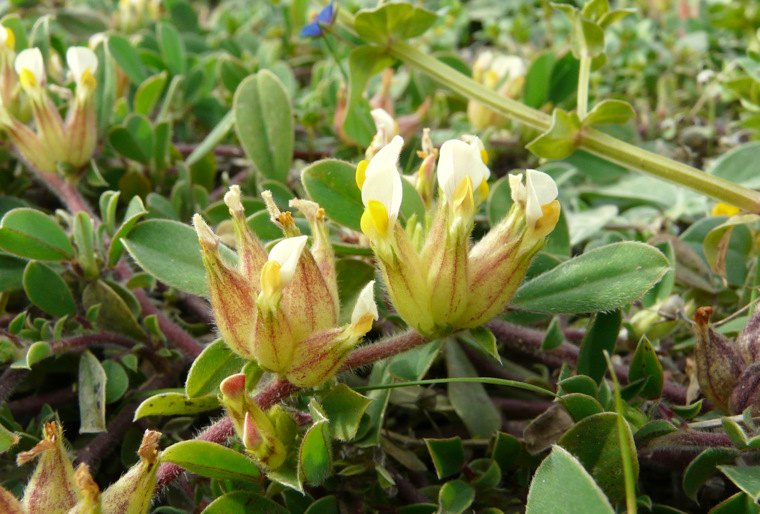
[438,480,475,514]
[11,341,50,370]
[73,212,98,279]
[558,412,638,503]
[707,141,760,189]
[298,400,332,485]
[108,195,148,267]
[541,317,565,350]
[344,46,394,147]
[559,393,604,421]
[461,326,500,363]
[512,242,670,314]
[302,159,363,231]
[723,417,749,448]
[628,336,664,399]
[486,176,513,226]
[79,350,107,433]
[134,71,168,116]
[445,340,501,439]
[681,215,751,287]
[0,254,26,291]
[524,51,556,109]
[0,208,74,261]
[526,108,582,160]
[234,70,293,183]
[683,448,739,502]
[186,111,235,167]
[158,22,186,76]
[425,437,465,478]
[703,214,760,278]
[354,4,437,44]
[161,440,262,482]
[57,8,108,38]
[23,261,76,317]
[577,310,622,384]
[107,35,147,84]
[82,280,145,340]
[185,339,247,398]
[718,465,760,502]
[202,491,287,514]
[526,445,614,513]
[335,259,376,324]
[320,384,372,441]
[0,421,18,454]
[709,492,760,514]
[548,52,580,105]
[135,392,220,419]
[123,219,237,297]
[583,99,635,126]
[102,360,129,404]
[109,126,151,165]
[559,375,599,398]
[671,400,703,419]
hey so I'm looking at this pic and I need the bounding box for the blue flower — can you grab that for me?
[300,2,336,38]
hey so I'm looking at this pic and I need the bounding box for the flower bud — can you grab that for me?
[290,198,339,316]
[729,362,760,416]
[0,112,57,174]
[414,128,437,209]
[223,185,268,285]
[219,373,248,435]
[365,108,398,160]
[284,281,377,387]
[15,48,67,164]
[693,306,749,411]
[242,406,287,470]
[193,214,257,360]
[0,486,22,514]
[17,421,80,513]
[101,430,161,514]
[64,47,98,169]
[467,53,526,129]
[67,463,102,514]
[456,170,559,328]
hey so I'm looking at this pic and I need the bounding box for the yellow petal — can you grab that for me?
[453,175,474,220]
[19,68,36,89]
[260,260,282,300]
[360,200,390,240]
[355,160,369,190]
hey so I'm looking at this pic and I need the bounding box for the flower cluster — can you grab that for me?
[356,133,560,336]
[0,30,99,177]
[467,51,526,129]
[193,186,378,388]
[0,422,162,513]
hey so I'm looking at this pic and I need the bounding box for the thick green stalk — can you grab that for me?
[387,40,760,213]
[577,56,591,120]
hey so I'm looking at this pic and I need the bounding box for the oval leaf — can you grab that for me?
[511,242,670,314]
[234,70,293,183]
[23,261,76,317]
[0,208,74,261]
[185,339,247,398]
[79,350,107,433]
[526,445,614,513]
[161,440,262,482]
[123,219,237,297]
[134,392,220,419]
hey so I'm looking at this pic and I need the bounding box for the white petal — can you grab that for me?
[66,47,98,85]
[509,173,525,205]
[526,169,558,205]
[268,235,308,286]
[490,55,526,80]
[223,184,244,214]
[351,280,378,325]
[365,135,403,180]
[371,108,396,144]
[361,162,403,222]
[0,26,7,46]
[15,48,45,83]
[438,139,490,202]
[525,169,558,226]
[474,51,493,73]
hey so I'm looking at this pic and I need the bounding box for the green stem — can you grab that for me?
[577,56,591,120]
[324,3,760,213]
